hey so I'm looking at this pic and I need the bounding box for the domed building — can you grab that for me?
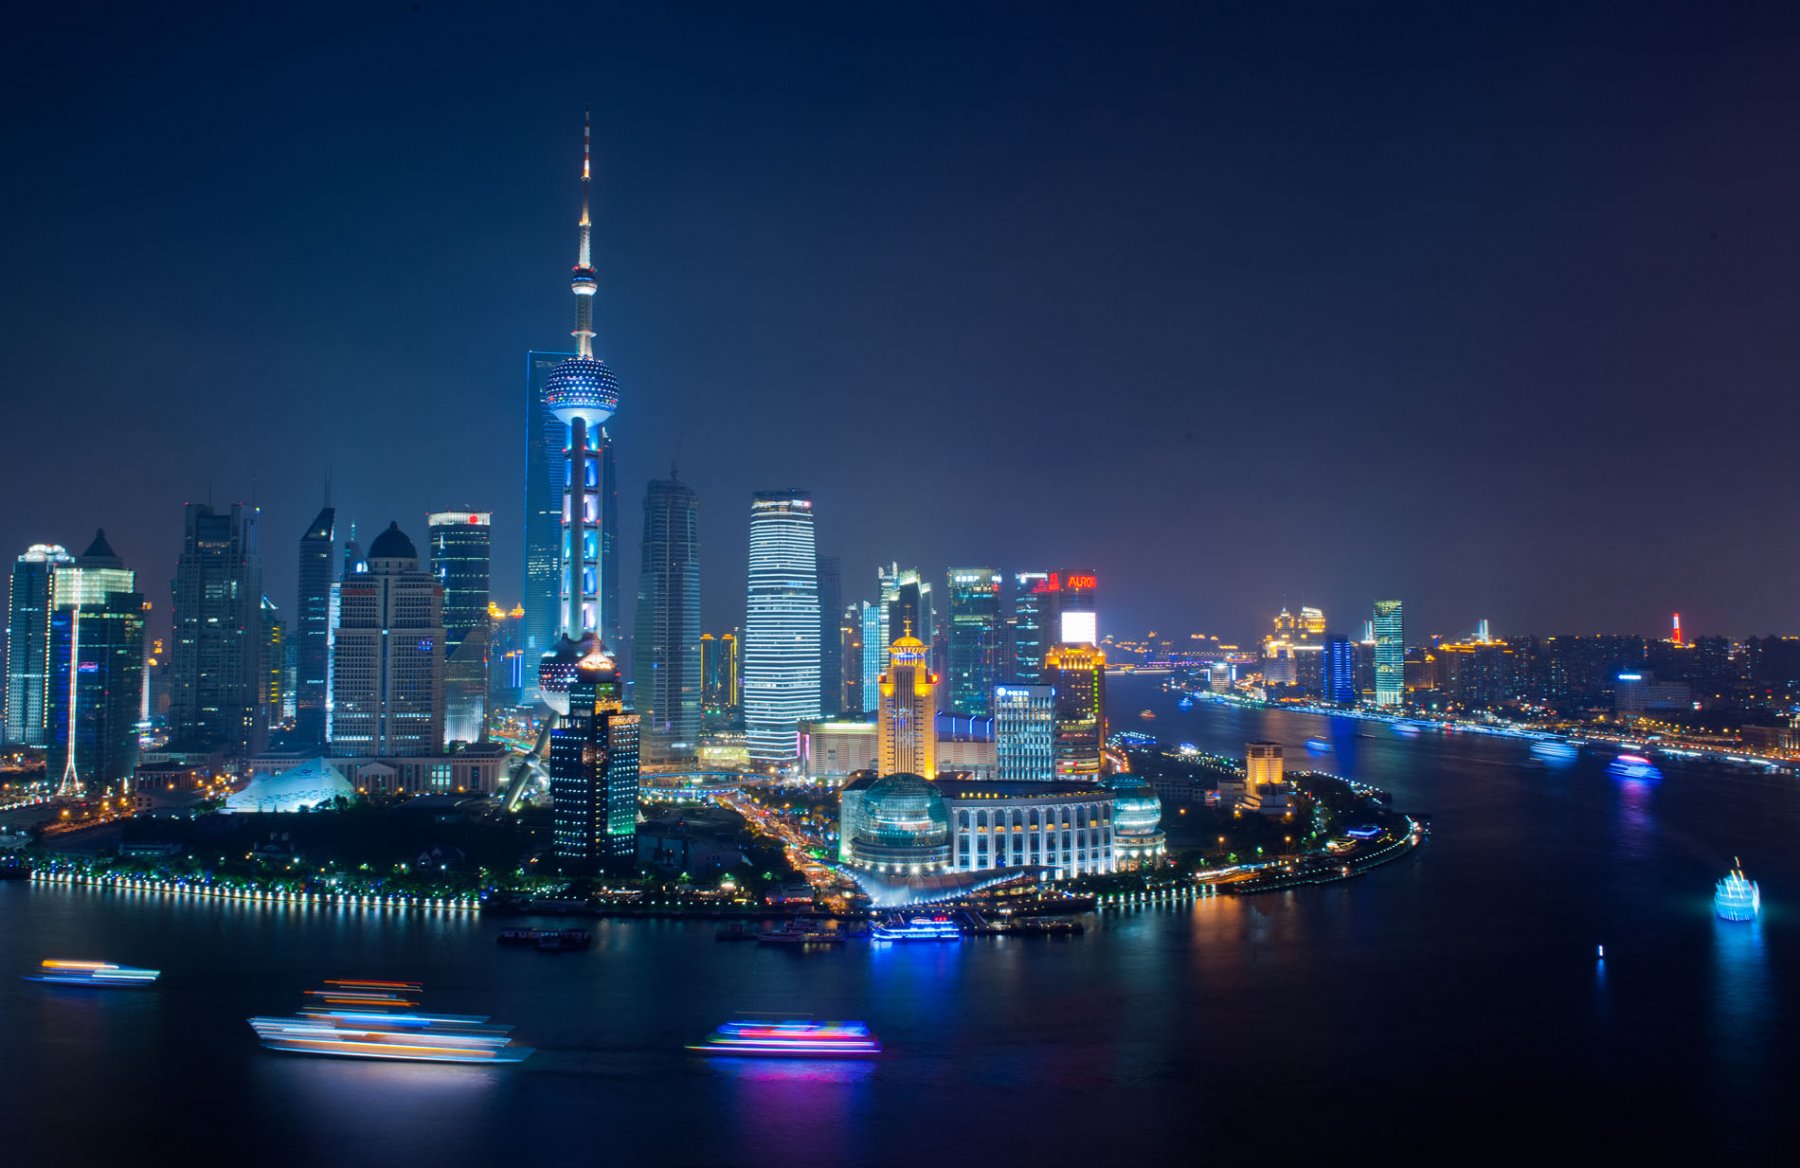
[839,773,950,874]
[1104,775,1166,868]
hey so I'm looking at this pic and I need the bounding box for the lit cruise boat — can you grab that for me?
[248,980,533,1064]
[1714,860,1760,923]
[24,959,160,988]
[870,914,962,942]
[688,1018,881,1059]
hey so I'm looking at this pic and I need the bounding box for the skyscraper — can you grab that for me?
[699,630,740,725]
[632,475,701,763]
[994,683,1056,781]
[328,522,445,758]
[523,348,573,662]
[1324,634,1357,704]
[550,648,639,872]
[294,503,335,746]
[1009,570,1049,683]
[538,114,623,711]
[169,502,264,756]
[261,596,285,733]
[431,511,492,746]
[817,554,842,717]
[1044,643,1106,777]
[743,491,820,765]
[5,543,74,745]
[878,629,936,777]
[1373,600,1405,707]
[946,568,1002,716]
[47,531,143,795]
[429,511,491,655]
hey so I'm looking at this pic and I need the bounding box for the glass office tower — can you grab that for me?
[632,476,701,762]
[1373,600,1405,707]
[743,492,820,765]
[550,650,640,872]
[5,542,74,745]
[946,568,1001,716]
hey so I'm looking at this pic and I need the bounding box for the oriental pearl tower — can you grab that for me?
[539,112,620,715]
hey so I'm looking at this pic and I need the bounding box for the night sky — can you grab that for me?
[5,2,1799,644]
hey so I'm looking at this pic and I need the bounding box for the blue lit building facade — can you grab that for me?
[994,684,1056,781]
[550,652,640,872]
[946,567,1001,716]
[294,505,335,746]
[5,542,74,746]
[743,492,820,764]
[1323,634,1356,704]
[46,531,143,794]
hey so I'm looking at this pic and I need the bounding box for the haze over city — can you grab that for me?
[6,2,1800,641]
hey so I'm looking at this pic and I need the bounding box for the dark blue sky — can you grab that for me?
[4,2,1799,643]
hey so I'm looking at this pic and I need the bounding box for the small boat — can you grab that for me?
[871,915,962,942]
[24,959,160,988]
[1176,696,1194,711]
[757,918,844,946]
[1715,860,1760,922]
[1304,736,1332,754]
[249,979,533,1064]
[1138,709,1156,720]
[688,1018,881,1059]
[714,923,759,942]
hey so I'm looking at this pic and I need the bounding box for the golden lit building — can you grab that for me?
[1044,643,1106,777]
[878,627,936,777]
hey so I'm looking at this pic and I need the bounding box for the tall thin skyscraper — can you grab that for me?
[47,531,143,795]
[859,601,882,714]
[329,522,445,757]
[431,511,492,746]
[524,348,573,662]
[550,650,639,872]
[169,502,264,756]
[946,568,1001,716]
[1324,634,1356,704]
[632,474,701,762]
[1009,570,1049,683]
[1372,600,1405,707]
[5,543,74,745]
[295,503,335,746]
[743,491,820,765]
[817,554,842,717]
[538,113,623,714]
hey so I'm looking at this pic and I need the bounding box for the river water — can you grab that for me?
[3,675,1796,1165]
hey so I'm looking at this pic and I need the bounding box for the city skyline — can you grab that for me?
[6,5,1800,644]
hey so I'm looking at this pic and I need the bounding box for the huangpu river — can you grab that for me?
[3,674,1797,1165]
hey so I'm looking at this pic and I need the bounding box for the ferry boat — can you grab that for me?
[687,1018,881,1059]
[1176,696,1194,711]
[756,918,845,946]
[248,979,533,1064]
[870,915,962,942]
[1715,860,1760,922]
[24,959,160,988]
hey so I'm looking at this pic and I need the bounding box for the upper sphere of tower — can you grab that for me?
[544,355,618,426]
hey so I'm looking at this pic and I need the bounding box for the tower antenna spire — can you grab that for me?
[570,108,597,359]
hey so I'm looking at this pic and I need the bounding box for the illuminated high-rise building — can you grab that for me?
[1372,600,1405,707]
[633,475,701,762]
[5,542,74,745]
[1324,635,1356,704]
[429,512,491,655]
[994,683,1056,781]
[550,647,639,872]
[1052,570,1099,646]
[329,523,445,758]
[46,531,143,795]
[885,567,933,649]
[1009,570,1050,682]
[859,599,883,713]
[946,568,1001,716]
[743,491,820,765]
[523,349,573,660]
[878,629,937,777]
[261,596,285,733]
[1247,740,1283,789]
[169,502,265,756]
[838,605,863,714]
[1044,643,1106,777]
[537,113,622,712]
[1299,606,1327,639]
[294,503,335,746]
